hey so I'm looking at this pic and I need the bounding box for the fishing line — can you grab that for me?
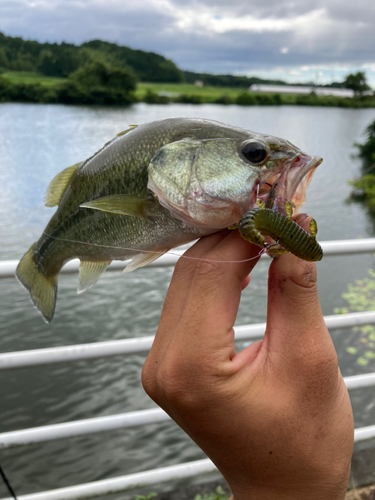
[42,232,266,264]
[362,162,375,175]
[0,462,17,500]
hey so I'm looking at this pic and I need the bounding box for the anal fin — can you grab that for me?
[123,251,168,274]
[78,260,111,294]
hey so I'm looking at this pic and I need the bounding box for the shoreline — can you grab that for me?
[1,76,375,108]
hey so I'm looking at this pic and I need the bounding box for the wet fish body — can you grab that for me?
[16,117,322,322]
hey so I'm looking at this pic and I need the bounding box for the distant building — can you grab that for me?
[194,80,204,87]
[249,84,355,98]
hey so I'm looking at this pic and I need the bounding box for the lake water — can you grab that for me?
[0,103,375,498]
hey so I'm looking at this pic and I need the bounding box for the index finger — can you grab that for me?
[163,231,261,359]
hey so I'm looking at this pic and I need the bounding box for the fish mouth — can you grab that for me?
[255,154,322,215]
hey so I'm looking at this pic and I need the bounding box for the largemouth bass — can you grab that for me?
[16,117,322,322]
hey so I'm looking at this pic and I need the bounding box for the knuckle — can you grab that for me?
[289,267,317,291]
[156,360,192,404]
[154,354,214,411]
[142,353,190,407]
[192,256,227,287]
[141,357,158,399]
[291,338,339,388]
[195,257,222,277]
[270,259,318,294]
[174,255,196,276]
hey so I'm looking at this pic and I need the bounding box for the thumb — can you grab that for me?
[264,220,334,369]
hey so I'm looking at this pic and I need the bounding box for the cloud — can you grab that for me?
[0,0,374,82]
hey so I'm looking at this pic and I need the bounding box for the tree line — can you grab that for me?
[0,32,183,82]
[0,32,372,105]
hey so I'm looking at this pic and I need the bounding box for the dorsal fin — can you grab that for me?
[102,125,138,148]
[45,162,83,207]
[117,125,137,137]
[77,260,111,294]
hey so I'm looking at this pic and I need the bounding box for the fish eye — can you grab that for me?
[242,142,268,164]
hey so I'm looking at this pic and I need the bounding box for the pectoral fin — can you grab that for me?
[123,251,167,274]
[45,162,83,207]
[78,260,111,294]
[80,195,150,217]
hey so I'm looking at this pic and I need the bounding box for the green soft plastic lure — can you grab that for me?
[239,200,323,262]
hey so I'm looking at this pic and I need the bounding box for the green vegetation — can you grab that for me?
[343,71,371,96]
[349,120,375,209]
[0,62,138,105]
[0,32,374,107]
[355,120,375,173]
[340,121,375,366]
[1,73,375,107]
[335,269,375,366]
[183,70,286,88]
[132,494,157,500]
[0,32,182,82]
[1,70,65,86]
[193,486,229,500]
[130,486,229,500]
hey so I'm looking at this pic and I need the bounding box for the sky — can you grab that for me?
[1,0,375,86]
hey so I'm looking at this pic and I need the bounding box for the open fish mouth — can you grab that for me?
[255,154,322,215]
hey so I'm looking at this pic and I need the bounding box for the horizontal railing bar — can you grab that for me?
[319,238,375,255]
[1,311,375,370]
[0,372,373,448]
[354,424,375,442]
[2,238,375,280]
[0,458,216,500]
[2,421,375,500]
[344,372,375,390]
[0,408,170,449]
[0,336,155,370]
[0,251,185,280]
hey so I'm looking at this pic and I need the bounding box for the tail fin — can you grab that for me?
[16,244,58,323]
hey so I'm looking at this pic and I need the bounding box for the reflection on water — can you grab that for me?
[0,103,375,498]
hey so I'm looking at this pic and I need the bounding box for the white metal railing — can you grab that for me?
[1,460,218,500]
[2,311,375,369]
[0,372,374,449]
[2,427,375,500]
[1,238,375,500]
[2,238,375,280]
[0,311,375,370]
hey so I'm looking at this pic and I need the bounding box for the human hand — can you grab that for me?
[142,225,354,500]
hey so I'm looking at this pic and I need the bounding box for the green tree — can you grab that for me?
[38,50,58,76]
[69,61,136,92]
[0,47,8,68]
[348,120,375,231]
[343,71,371,96]
[356,120,375,172]
[38,49,79,77]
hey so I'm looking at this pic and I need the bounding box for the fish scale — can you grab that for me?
[16,117,321,322]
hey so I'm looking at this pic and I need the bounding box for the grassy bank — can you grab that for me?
[1,71,375,107]
[136,82,375,107]
[1,70,66,86]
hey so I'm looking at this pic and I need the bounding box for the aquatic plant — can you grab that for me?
[335,268,375,366]
[194,485,229,500]
[132,493,157,500]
